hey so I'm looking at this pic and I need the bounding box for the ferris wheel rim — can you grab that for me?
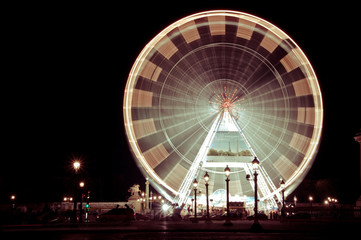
[123,10,323,204]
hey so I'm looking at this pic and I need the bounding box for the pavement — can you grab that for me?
[2,219,361,239]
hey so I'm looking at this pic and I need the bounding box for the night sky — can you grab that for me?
[2,2,360,204]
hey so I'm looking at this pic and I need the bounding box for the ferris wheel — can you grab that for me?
[123,10,323,208]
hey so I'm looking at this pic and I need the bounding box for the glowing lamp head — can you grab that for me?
[193,178,198,188]
[224,165,231,177]
[204,171,209,182]
[162,203,170,212]
[252,157,259,170]
[73,161,81,172]
[280,179,285,189]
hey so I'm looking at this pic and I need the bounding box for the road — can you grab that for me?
[2,219,360,239]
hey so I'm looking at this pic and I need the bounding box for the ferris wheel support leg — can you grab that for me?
[174,114,221,206]
[231,115,279,210]
[258,166,281,208]
[257,168,277,210]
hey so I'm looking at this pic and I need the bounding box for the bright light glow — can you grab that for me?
[204,172,209,182]
[73,161,80,171]
[209,86,243,116]
[162,204,170,212]
[224,165,231,177]
[193,179,198,188]
[123,10,323,209]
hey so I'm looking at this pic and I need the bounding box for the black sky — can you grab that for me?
[2,2,360,204]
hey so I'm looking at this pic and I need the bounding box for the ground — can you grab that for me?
[2,219,360,240]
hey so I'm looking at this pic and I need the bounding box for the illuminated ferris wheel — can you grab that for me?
[123,10,323,209]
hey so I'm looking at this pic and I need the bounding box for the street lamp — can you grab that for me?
[72,160,81,222]
[193,178,198,223]
[224,165,232,226]
[79,181,85,223]
[204,171,211,223]
[10,195,16,209]
[294,196,297,207]
[280,179,285,220]
[309,196,313,217]
[250,157,263,232]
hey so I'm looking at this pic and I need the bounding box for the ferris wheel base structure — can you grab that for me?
[123,10,323,211]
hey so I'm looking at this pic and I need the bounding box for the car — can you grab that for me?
[97,207,134,224]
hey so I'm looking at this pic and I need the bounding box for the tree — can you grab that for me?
[207,148,218,156]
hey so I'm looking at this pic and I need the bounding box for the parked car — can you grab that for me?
[97,206,134,224]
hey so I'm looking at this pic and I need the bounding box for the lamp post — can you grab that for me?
[193,179,198,223]
[294,196,297,207]
[150,191,153,212]
[224,165,232,226]
[280,179,285,220]
[250,157,263,232]
[73,160,81,222]
[85,191,90,222]
[309,196,313,217]
[10,195,16,209]
[145,178,149,212]
[79,181,85,223]
[204,171,211,223]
